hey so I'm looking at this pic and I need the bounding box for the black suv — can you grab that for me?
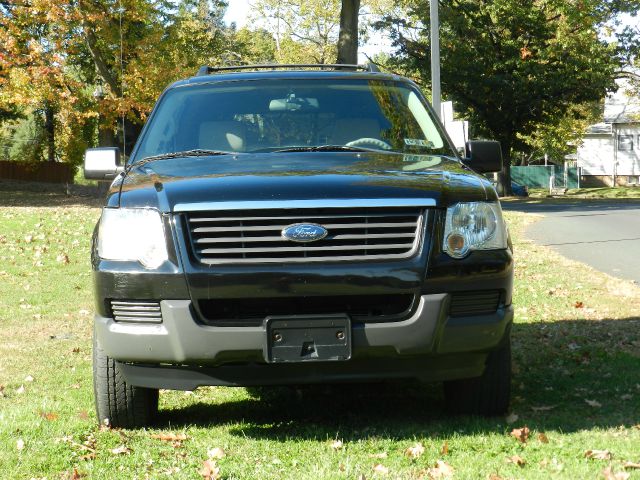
[85,64,514,427]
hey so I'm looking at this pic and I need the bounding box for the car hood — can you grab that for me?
[108,152,496,212]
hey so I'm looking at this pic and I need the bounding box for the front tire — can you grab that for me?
[93,333,159,428]
[443,337,511,416]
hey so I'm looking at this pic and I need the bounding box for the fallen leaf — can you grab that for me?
[405,442,425,459]
[426,460,454,478]
[200,459,221,480]
[39,411,58,421]
[373,463,389,475]
[15,385,25,394]
[538,432,549,443]
[110,445,131,455]
[24,375,34,382]
[505,412,519,424]
[330,439,344,450]
[602,466,630,480]
[510,426,530,443]
[487,474,504,480]
[16,439,25,450]
[369,452,388,459]
[585,449,612,460]
[57,253,70,264]
[574,301,584,308]
[508,455,526,467]
[24,235,33,243]
[150,433,187,442]
[441,441,449,455]
[207,447,225,459]
[585,399,602,408]
[623,462,640,469]
[531,405,556,412]
[357,475,367,480]
[620,394,632,401]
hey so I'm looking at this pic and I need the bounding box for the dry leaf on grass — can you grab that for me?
[585,449,612,460]
[441,441,449,455]
[15,385,25,394]
[24,375,34,382]
[507,455,526,467]
[16,439,24,451]
[39,411,58,421]
[330,439,343,450]
[537,432,549,443]
[510,426,530,443]
[487,474,504,480]
[110,445,131,455]
[426,460,454,479]
[531,405,556,412]
[602,466,630,480]
[623,462,640,469]
[585,399,602,408]
[369,452,388,459]
[574,301,584,308]
[200,459,221,480]
[405,442,425,459]
[373,463,389,475]
[150,432,187,442]
[207,447,225,459]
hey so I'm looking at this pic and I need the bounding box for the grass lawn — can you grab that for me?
[528,186,640,200]
[0,186,639,479]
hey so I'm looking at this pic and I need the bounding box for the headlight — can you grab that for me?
[98,208,168,268]
[443,202,507,258]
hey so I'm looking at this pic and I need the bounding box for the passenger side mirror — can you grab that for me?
[84,147,124,180]
[464,141,503,174]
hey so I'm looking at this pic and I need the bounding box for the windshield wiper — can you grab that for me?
[138,149,235,164]
[272,145,376,153]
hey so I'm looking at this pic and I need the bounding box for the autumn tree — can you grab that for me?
[379,0,640,195]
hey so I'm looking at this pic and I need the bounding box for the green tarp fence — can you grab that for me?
[511,165,580,189]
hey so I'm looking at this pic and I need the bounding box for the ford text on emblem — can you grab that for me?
[281,223,328,243]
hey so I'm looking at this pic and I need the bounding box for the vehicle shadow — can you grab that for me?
[155,317,640,440]
[0,181,102,208]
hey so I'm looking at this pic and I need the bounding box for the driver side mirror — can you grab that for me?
[463,140,503,173]
[84,147,124,180]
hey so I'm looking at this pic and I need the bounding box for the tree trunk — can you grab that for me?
[336,0,360,64]
[44,104,55,162]
[496,141,513,197]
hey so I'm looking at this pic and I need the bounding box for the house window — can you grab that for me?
[618,135,634,151]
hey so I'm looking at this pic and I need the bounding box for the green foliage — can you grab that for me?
[379,0,639,192]
[7,115,46,163]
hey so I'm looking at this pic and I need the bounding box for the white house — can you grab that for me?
[577,76,640,186]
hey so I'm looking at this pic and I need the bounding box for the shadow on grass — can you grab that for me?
[502,198,640,214]
[154,317,640,440]
[0,181,102,207]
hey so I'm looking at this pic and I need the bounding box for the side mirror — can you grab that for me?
[464,140,503,173]
[84,147,124,180]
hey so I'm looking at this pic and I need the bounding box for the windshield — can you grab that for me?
[131,78,455,162]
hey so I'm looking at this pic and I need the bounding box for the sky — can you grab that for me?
[222,0,393,62]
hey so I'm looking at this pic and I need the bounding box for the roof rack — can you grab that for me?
[195,63,381,77]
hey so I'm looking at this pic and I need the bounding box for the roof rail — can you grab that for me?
[195,63,381,76]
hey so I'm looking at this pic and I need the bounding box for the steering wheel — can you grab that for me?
[345,137,392,150]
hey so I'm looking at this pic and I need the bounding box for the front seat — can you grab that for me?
[199,120,246,152]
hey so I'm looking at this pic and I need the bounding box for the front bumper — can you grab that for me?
[95,293,513,388]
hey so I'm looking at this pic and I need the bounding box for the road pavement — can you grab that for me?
[501,200,640,284]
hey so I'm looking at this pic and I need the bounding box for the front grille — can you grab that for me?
[449,291,501,317]
[185,207,425,264]
[110,300,162,323]
[198,294,416,326]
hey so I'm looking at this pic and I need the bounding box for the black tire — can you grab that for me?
[443,337,511,416]
[93,332,159,428]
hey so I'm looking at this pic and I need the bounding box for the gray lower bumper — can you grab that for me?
[94,294,513,365]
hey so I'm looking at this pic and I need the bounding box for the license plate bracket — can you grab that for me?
[265,315,351,363]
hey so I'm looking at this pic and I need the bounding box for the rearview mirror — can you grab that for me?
[84,147,124,180]
[464,141,503,173]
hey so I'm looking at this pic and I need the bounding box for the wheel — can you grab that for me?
[93,332,159,428]
[443,337,511,416]
[345,137,392,150]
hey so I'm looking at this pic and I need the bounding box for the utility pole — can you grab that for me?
[430,0,441,119]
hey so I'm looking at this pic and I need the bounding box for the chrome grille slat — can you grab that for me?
[110,300,162,323]
[185,207,426,264]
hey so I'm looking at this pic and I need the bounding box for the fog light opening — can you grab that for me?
[446,233,468,258]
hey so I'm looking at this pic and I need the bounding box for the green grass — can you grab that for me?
[0,188,639,479]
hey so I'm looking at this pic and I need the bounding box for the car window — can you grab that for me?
[132,78,454,162]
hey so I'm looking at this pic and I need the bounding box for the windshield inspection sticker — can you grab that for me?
[404,138,434,147]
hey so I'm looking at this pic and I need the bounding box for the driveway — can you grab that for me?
[502,200,640,284]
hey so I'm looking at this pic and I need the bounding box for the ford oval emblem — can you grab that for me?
[281,223,328,243]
